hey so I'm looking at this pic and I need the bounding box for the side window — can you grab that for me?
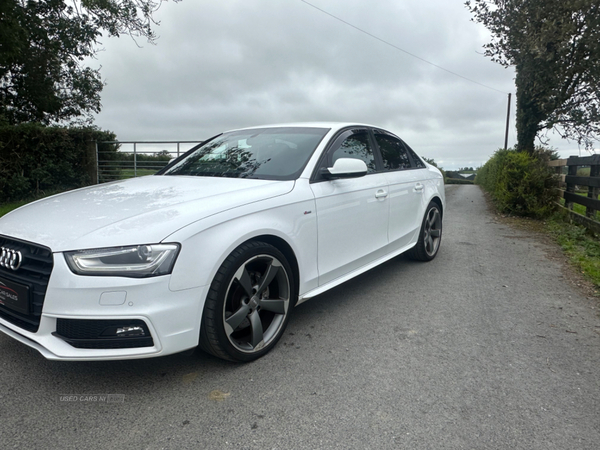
[406,146,426,168]
[374,133,412,170]
[330,132,377,173]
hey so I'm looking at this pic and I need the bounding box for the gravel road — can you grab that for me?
[1,184,599,449]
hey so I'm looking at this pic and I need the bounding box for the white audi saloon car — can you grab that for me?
[0,123,444,361]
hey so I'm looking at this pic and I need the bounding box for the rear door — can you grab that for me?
[373,130,427,250]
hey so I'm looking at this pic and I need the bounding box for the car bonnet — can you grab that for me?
[0,176,294,252]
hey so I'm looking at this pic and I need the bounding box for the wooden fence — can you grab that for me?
[549,155,600,233]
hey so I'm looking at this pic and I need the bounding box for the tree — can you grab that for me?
[0,0,179,125]
[466,0,600,152]
[422,157,438,167]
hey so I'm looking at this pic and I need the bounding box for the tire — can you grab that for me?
[199,241,296,362]
[408,201,442,262]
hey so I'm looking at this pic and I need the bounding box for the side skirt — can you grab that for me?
[296,230,419,305]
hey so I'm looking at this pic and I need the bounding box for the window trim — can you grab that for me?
[371,130,413,172]
[310,127,380,183]
[310,126,428,183]
[371,129,428,173]
[404,143,427,169]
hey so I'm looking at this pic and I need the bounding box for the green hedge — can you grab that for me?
[0,123,117,202]
[475,148,558,218]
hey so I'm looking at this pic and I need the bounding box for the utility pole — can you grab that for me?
[504,93,512,150]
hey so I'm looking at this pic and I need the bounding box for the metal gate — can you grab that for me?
[95,140,203,183]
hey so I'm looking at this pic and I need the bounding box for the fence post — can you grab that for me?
[133,142,137,178]
[96,141,100,184]
[87,140,99,185]
[565,157,578,211]
[587,163,599,218]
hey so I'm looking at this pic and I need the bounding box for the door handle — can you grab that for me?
[375,189,388,198]
[414,183,424,192]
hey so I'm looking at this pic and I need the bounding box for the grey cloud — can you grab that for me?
[89,0,580,170]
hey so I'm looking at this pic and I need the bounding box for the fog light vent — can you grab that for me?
[116,326,145,337]
[53,318,154,349]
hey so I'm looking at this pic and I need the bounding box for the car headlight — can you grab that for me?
[64,244,180,278]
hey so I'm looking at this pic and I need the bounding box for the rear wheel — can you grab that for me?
[199,241,295,362]
[408,202,442,261]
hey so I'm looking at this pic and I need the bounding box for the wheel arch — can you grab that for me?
[430,195,444,217]
[245,234,300,305]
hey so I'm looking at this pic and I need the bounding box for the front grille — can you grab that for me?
[0,236,53,332]
[54,318,154,349]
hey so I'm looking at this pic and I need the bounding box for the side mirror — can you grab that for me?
[321,158,368,179]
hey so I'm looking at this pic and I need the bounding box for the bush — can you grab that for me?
[0,123,117,202]
[475,148,558,218]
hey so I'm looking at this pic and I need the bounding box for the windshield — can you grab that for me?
[161,127,330,180]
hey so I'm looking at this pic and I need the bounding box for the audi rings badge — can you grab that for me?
[0,247,23,271]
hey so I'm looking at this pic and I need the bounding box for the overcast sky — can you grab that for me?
[88,0,585,170]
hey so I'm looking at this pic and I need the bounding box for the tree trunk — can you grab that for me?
[516,108,539,154]
[515,66,545,154]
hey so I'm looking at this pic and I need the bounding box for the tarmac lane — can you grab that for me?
[1,184,599,449]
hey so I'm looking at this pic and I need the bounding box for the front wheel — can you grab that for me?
[408,201,442,261]
[199,241,295,362]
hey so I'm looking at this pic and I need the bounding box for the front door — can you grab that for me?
[310,129,390,286]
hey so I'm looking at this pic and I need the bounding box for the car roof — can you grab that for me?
[226,122,382,134]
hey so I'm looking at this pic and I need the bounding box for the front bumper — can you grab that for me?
[0,254,208,360]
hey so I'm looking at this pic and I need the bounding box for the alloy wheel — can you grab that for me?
[223,254,291,353]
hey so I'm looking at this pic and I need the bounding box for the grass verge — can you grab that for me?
[545,211,600,292]
[482,188,600,296]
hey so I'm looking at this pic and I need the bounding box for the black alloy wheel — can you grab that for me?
[199,241,295,362]
[408,201,442,261]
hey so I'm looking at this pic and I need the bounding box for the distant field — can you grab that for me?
[577,167,591,177]
[118,169,158,179]
[445,177,474,185]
